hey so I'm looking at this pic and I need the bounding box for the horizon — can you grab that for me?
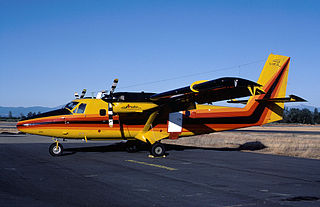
[1,0,320,107]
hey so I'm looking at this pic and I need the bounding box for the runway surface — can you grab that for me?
[0,134,319,207]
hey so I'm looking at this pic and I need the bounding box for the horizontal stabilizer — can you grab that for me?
[256,95,307,103]
[227,99,248,104]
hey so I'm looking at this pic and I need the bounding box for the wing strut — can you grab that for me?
[134,110,170,144]
[134,110,159,143]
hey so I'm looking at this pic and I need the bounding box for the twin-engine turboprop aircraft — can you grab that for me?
[17,54,306,157]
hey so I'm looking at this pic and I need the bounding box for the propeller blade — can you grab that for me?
[74,92,79,99]
[80,89,87,98]
[107,79,118,127]
[109,79,118,95]
[108,102,113,127]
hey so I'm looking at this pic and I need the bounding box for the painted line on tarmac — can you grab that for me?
[126,160,178,171]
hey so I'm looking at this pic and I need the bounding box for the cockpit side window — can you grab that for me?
[72,107,78,113]
[65,102,79,110]
[76,103,87,114]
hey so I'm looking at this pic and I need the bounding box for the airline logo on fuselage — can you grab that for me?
[121,104,141,110]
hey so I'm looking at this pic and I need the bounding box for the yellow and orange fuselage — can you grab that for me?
[17,54,291,145]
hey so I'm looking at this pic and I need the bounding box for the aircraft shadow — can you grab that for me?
[231,129,320,135]
[63,141,266,155]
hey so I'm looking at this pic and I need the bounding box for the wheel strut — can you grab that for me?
[49,138,63,156]
[150,142,166,157]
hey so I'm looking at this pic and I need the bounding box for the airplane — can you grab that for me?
[16,54,306,157]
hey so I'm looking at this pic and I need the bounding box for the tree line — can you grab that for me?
[279,108,320,124]
[0,111,41,121]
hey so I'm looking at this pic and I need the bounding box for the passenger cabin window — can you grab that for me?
[73,103,87,114]
[76,103,86,113]
[100,109,106,116]
[73,107,78,113]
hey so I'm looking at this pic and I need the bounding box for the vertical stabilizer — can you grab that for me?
[246,54,290,124]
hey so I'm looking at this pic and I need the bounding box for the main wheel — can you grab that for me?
[49,143,63,156]
[151,142,165,157]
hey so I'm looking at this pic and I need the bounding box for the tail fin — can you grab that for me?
[246,54,290,124]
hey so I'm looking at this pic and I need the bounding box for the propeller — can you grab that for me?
[74,89,87,99]
[80,89,87,98]
[96,90,106,99]
[108,79,119,127]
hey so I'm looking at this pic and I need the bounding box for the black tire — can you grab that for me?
[151,142,165,157]
[49,143,63,156]
[126,140,138,153]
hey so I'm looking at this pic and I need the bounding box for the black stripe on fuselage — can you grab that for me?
[17,120,119,127]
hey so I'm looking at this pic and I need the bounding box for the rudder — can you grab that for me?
[246,54,290,124]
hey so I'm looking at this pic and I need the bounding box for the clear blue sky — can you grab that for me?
[1,0,319,107]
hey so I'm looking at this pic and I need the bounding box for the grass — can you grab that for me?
[162,125,320,160]
[0,121,18,133]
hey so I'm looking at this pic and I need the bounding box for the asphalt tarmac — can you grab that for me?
[0,134,319,207]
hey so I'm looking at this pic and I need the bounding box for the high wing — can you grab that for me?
[150,77,265,112]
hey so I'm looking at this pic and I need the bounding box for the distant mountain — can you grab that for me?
[0,106,59,117]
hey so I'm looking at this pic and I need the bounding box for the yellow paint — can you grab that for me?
[148,155,166,158]
[113,102,158,113]
[190,80,208,92]
[126,160,177,171]
[262,54,289,124]
[71,99,108,115]
[135,110,162,144]
[17,54,294,145]
[245,54,290,124]
[137,130,169,144]
[247,85,265,96]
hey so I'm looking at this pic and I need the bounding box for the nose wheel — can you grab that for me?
[49,142,63,156]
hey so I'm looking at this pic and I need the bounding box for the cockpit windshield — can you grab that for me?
[65,102,79,110]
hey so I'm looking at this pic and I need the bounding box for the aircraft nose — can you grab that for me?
[16,120,30,134]
[16,117,38,133]
[16,113,45,134]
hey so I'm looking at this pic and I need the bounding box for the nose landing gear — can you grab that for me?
[49,139,63,156]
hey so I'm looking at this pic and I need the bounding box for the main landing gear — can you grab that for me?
[125,140,139,153]
[49,139,63,156]
[150,142,165,157]
[125,140,166,157]
[48,139,166,157]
